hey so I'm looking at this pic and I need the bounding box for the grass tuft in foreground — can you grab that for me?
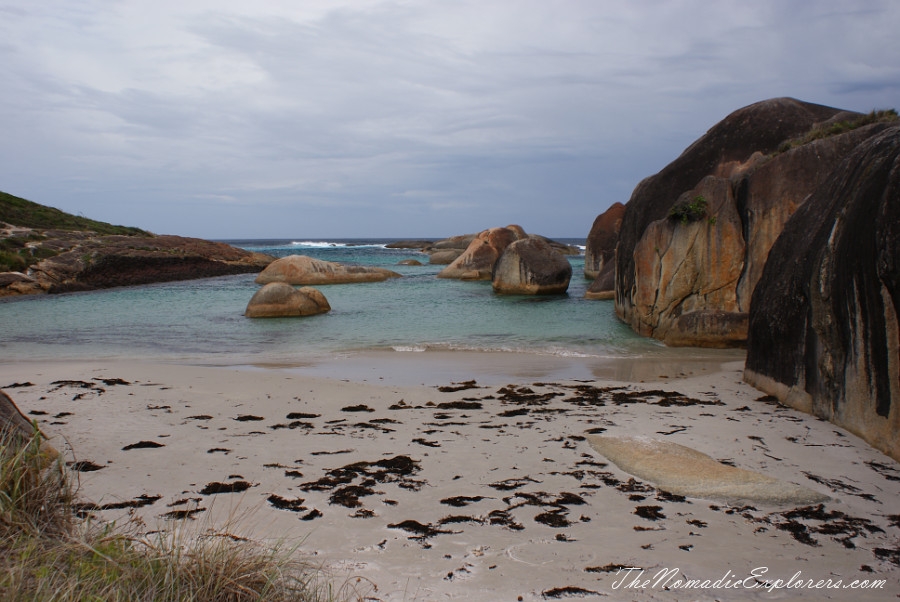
[0,426,354,601]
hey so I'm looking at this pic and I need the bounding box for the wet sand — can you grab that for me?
[1,354,897,601]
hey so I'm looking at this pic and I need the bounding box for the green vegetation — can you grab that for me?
[0,191,148,236]
[776,108,899,154]
[0,425,346,601]
[0,234,55,272]
[668,195,708,224]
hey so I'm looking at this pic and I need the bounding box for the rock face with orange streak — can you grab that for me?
[437,225,526,280]
[612,97,895,347]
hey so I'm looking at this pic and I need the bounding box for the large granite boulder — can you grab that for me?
[584,202,625,300]
[584,202,625,280]
[744,125,900,461]
[255,255,401,285]
[491,236,572,295]
[614,97,895,346]
[245,283,331,318]
[437,225,526,280]
[427,249,464,265]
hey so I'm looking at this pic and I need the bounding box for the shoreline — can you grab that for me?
[1,356,897,600]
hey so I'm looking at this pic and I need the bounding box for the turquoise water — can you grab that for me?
[0,239,677,365]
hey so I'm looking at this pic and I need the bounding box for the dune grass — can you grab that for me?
[0,426,355,602]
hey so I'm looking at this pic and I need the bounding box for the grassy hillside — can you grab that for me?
[0,190,148,236]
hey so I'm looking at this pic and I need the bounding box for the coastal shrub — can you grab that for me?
[668,195,708,224]
[776,108,899,154]
[0,426,347,602]
[0,250,27,272]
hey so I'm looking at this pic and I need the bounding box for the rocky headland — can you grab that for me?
[0,191,273,297]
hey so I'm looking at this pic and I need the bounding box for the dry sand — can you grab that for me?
[1,355,898,601]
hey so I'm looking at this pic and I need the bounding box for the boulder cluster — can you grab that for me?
[244,226,577,317]
[585,97,900,460]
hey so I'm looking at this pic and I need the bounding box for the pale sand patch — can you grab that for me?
[587,435,829,505]
[1,357,898,601]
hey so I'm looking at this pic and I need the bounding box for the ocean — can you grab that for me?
[0,239,741,380]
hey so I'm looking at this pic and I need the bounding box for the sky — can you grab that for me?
[1,1,898,239]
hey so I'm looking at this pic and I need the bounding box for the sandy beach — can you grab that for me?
[1,354,898,601]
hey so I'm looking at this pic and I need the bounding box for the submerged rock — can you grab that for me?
[255,255,401,285]
[492,236,572,295]
[588,435,828,505]
[245,283,331,318]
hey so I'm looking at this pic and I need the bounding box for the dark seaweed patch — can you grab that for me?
[68,460,104,472]
[487,509,524,530]
[412,438,440,447]
[269,421,314,430]
[286,412,320,419]
[200,481,253,495]
[75,494,161,515]
[873,547,900,566]
[436,400,483,410]
[122,440,164,450]
[341,404,375,413]
[4,382,34,388]
[300,509,322,521]
[388,520,453,540]
[207,448,230,454]
[438,515,484,525]
[186,415,213,420]
[803,472,878,501]
[488,476,540,491]
[437,380,479,392]
[634,506,665,521]
[497,385,561,405]
[234,414,264,421]
[535,511,571,528]
[267,494,306,512]
[162,507,205,520]
[329,485,376,508]
[542,586,601,598]
[585,564,632,573]
[865,460,900,482]
[440,495,488,507]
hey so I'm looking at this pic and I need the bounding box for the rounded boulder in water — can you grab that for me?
[245,283,331,318]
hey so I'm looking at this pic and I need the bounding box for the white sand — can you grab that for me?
[1,356,898,601]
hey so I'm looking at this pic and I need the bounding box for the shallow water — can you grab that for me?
[0,239,740,369]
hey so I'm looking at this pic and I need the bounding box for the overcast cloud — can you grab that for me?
[1,1,898,238]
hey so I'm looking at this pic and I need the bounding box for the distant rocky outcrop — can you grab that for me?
[423,231,579,267]
[611,97,897,346]
[0,229,273,297]
[437,226,527,280]
[245,283,331,318]
[744,125,900,461]
[492,236,572,295]
[255,255,401,285]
